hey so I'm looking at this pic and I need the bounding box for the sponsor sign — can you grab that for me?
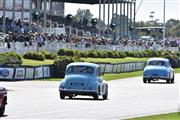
[34,67,43,79]
[0,68,14,79]
[14,68,25,79]
[43,66,50,78]
[25,68,34,79]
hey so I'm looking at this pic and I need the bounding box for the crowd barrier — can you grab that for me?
[0,41,179,54]
[0,61,146,80]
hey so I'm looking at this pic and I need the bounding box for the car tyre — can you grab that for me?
[171,75,174,83]
[68,94,73,99]
[0,100,5,116]
[143,78,147,83]
[166,79,170,84]
[148,79,151,83]
[102,85,108,100]
[60,91,65,99]
[93,93,99,100]
[93,88,99,100]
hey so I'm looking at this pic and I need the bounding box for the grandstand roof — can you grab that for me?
[52,0,135,4]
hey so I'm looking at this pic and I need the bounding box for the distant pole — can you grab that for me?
[163,0,166,51]
[44,0,47,32]
[21,0,24,28]
[107,0,110,37]
[98,0,101,37]
[3,0,6,33]
[103,0,106,36]
[133,1,136,40]
[29,0,32,32]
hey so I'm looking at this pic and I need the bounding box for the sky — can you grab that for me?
[64,0,180,23]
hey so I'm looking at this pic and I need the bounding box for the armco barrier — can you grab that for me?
[0,61,146,80]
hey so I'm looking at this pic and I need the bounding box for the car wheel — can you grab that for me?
[102,85,108,100]
[93,93,99,100]
[93,88,99,100]
[143,78,147,83]
[148,79,151,83]
[68,94,73,99]
[171,75,174,83]
[60,91,65,99]
[166,79,170,83]
[0,100,5,116]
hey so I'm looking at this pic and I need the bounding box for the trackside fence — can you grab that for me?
[99,61,146,73]
[0,61,146,81]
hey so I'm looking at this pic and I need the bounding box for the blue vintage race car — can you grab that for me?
[59,62,108,100]
[143,58,174,83]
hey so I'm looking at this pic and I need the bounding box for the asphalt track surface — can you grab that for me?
[0,74,179,119]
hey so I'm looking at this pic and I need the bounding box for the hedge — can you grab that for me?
[23,51,45,61]
[0,52,22,65]
[52,56,82,77]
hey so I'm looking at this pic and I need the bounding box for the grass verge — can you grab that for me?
[127,112,180,120]
[22,59,54,66]
[39,68,180,81]
[22,57,148,66]
[82,57,148,63]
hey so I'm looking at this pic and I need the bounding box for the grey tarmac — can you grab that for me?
[0,74,179,119]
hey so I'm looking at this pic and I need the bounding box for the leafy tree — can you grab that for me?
[74,9,93,26]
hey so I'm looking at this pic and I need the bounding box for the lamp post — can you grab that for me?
[162,0,166,51]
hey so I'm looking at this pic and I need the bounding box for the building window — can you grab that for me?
[6,0,13,10]
[24,0,30,10]
[15,0,22,11]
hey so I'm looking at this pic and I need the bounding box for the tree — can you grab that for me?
[166,19,180,37]
[74,9,93,26]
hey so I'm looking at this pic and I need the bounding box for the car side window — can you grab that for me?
[167,62,171,67]
[97,67,102,76]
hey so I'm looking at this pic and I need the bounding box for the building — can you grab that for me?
[0,0,64,20]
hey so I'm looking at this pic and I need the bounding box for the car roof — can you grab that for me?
[147,58,169,62]
[67,62,99,68]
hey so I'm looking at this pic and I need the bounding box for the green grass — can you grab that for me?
[22,59,54,66]
[82,57,148,63]
[22,58,180,81]
[22,57,148,66]
[103,71,143,81]
[128,112,180,120]
[174,68,180,73]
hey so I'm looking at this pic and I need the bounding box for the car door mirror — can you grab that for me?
[98,78,102,82]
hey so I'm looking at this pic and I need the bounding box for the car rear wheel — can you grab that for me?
[68,94,73,99]
[148,79,151,83]
[102,85,108,100]
[171,75,174,83]
[93,93,99,100]
[93,88,99,100]
[143,78,147,83]
[60,91,65,99]
[0,100,5,116]
[166,79,170,83]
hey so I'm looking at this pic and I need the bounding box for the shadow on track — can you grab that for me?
[147,81,175,84]
[62,97,109,101]
[0,114,8,118]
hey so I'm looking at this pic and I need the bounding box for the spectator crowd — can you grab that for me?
[0,16,179,51]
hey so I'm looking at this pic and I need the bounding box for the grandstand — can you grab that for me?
[0,0,136,40]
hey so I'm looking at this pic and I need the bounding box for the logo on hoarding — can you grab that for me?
[0,69,10,77]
